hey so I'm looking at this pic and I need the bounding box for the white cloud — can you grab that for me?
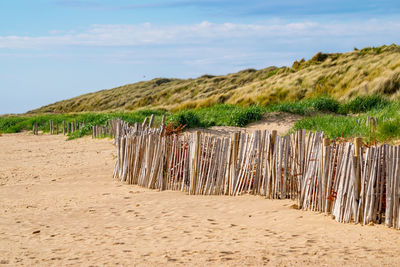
[0,19,399,49]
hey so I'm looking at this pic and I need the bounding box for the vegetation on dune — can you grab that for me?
[0,110,166,139]
[169,105,264,128]
[293,100,400,142]
[2,44,400,142]
[338,95,390,114]
[28,44,400,114]
[267,96,340,115]
[0,105,264,139]
[3,95,400,142]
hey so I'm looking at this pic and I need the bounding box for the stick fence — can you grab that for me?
[109,118,400,229]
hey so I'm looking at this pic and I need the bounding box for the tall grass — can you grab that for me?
[293,101,400,141]
[339,95,389,114]
[293,115,368,139]
[267,96,339,115]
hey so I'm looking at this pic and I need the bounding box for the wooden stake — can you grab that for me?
[142,117,149,129]
[190,131,201,195]
[354,137,363,211]
[161,115,166,126]
[149,114,155,128]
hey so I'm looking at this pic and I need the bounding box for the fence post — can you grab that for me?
[149,114,155,128]
[353,137,363,222]
[161,115,166,126]
[268,130,277,197]
[354,137,362,187]
[322,137,330,213]
[228,132,240,196]
[142,117,149,129]
[190,131,201,195]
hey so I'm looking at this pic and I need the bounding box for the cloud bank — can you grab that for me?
[0,19,399,50]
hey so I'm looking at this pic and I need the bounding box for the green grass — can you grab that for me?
[0,105,265,138]
[292,115,368,139]
[293,101,400,141]
[2,95,400,142]
[0,110,167,140]
[339,95,390,114]
[267,96,340,115]
[168,104,265,128]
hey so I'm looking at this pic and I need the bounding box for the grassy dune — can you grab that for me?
[2,44,399,142]
[29,44,400,114]
[2,96,400,142]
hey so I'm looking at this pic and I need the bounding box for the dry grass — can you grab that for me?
[29,45,400,114]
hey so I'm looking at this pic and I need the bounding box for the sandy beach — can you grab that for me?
[1,132,400,266]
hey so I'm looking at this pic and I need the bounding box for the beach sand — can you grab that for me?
[1,132,399,266]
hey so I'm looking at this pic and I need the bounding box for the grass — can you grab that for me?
[339,95,390,114]
[267,96,339,115]
[0,110,167,140]
[2,96,400,142]
[0,105,264,139]
[292,115,369,139]
[293,101,400,142]
[168,105,265,128]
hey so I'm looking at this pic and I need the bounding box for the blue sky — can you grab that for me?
[1,0,400,114]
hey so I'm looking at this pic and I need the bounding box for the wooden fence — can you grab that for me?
[42,120,86,135]
[110,118,400,229]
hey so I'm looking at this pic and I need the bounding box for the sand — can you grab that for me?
[1,132,400,266]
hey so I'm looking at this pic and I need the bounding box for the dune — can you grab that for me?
[0,132,399,266]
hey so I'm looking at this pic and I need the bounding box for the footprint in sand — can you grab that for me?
[220,251,234,255]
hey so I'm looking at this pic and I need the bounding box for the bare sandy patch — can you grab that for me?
[187,112,302,137]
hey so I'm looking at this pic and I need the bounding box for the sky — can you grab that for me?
[1,0,400,114]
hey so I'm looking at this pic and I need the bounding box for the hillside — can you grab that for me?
[29,44,400,114]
